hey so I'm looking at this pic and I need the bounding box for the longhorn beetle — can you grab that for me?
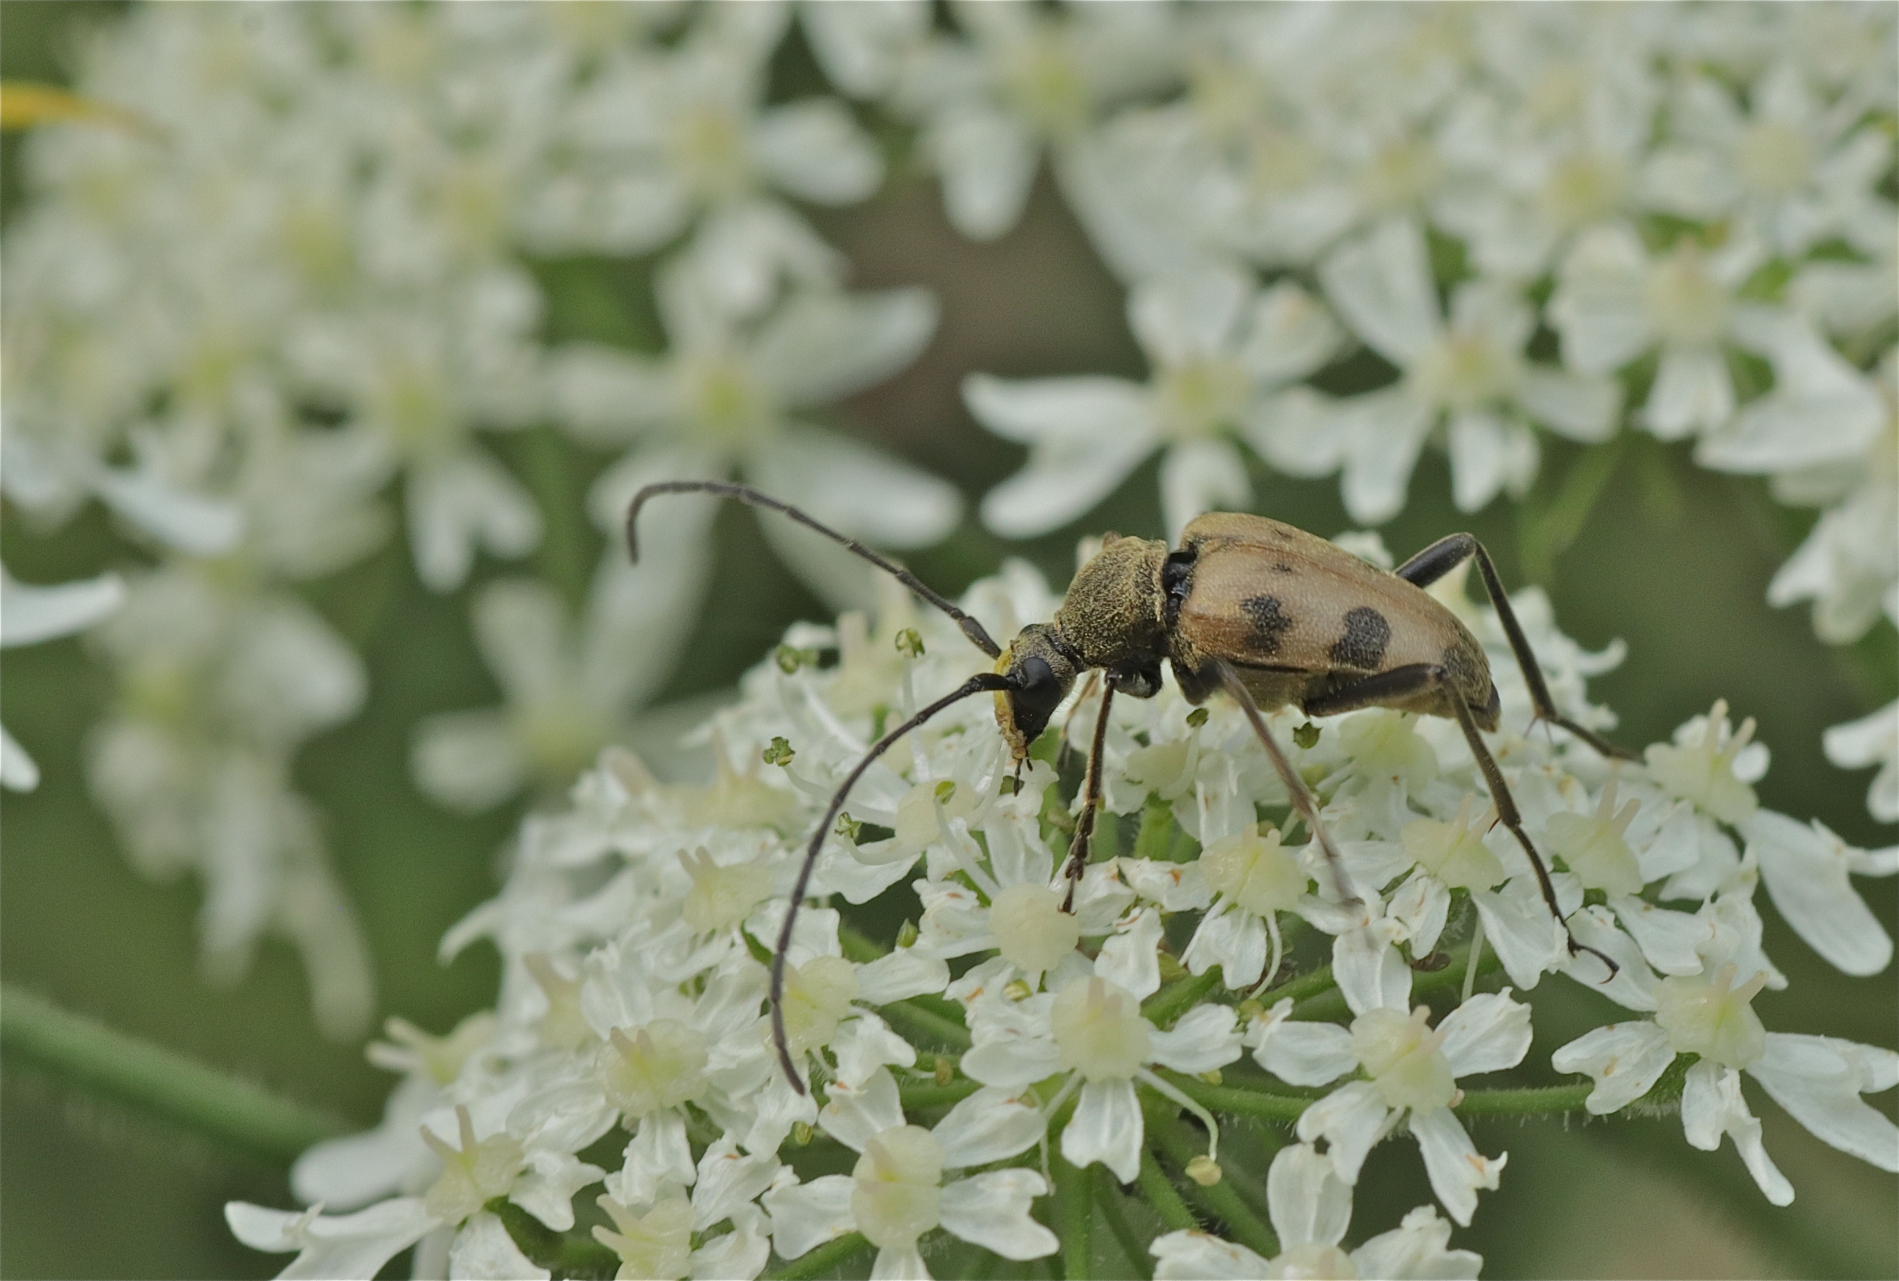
[628,481,1632,1092]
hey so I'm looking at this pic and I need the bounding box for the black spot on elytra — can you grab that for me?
[1240,594,1293,654]
[1329,606,1391,670]
[1274,562,1294,573]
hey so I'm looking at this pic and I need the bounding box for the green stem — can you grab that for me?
[898,1080,981,1111]
[1137,1146,1199,1233]
[1152,1069,1313,1123]
[1454,1083,1593,1115]
[1141,970,1222,1027]
[0,984,349,1161]
[767,1232,873,1280]
[1152,1116,1279,1260]
[1054,1149,1091,1280]
[876,997,970,1050]
[1093,1166,1154,1281]
[838,924,887,963]
[1263,963,1336,1008]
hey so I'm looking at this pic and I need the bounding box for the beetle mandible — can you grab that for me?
[627,481,1631,1093]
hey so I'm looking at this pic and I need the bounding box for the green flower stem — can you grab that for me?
[877,997,971,1050]
[1132,796,1179,862]
[767,1232,872,1281]
[1141,970,1222,1027]
[1093,1166,1154,1281]
[838,924,887,963]
[488,1198,617,1280]
[897,1079,981,1110]
[1054,1148,1092,1280]
[0,983,349,1161]
[1264,962,1337,1007]
[1151,1116,1279,1260]
[1152,1069,1314,1122]
[1137,1146,1200,1233]
[1454,1082,1593,1115]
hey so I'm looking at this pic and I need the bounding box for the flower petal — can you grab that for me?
[1151,1230,1273,1280]
[1409,1105,1504,1227]
[1680,1061,1792,1205]
[751,289,937,409]
[1550,1021,1676,1114]
[934,1088,1047,1170]
[1295,1080,1393,1184]
[449,1211,549,1281]
[1749,1034,1899,1173]
[1062,1078,1144,1184]
[1253,1019,1357,1089]
[763,1174,856,1260]
[753,101,882,205]
[819,1067,907,1152]
[1437,989,1533,1078]
[1744,810,1893,977]
[1266,1142,1351,1249]
[1148,1004,1243,1075]
[1320,218,1443,366]
[938,1169,1059,1259]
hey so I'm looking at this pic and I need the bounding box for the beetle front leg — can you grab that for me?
[1060,680,1116,911]
[1395,533,1637,762]
[1304,664,1619,976]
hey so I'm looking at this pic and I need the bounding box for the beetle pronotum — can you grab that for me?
[628,481,1629,1092]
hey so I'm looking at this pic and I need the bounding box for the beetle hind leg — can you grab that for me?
[1395,533,1637,762]
[1306,663,1618,977]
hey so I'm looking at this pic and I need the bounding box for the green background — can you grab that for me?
[2,4,1894,1277]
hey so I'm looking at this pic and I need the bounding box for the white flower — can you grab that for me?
[1250,981,1531,1225]
[900,2,1177,242]
[970,266,1341,539]
[411,576,676,812]
[1150,1142,1481,1280]
[763,1067,1056,1280]
[571,254,956,611]
[1311,218,1619,522]
[961,966,1241,1184]
[592,1132,779,1281]
[0,566,124,790]
[1642,62,1892,256]
[1548,222,1780,440]
[1553,942,1899,1206]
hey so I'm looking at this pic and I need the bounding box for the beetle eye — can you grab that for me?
[1007,656,1066,745]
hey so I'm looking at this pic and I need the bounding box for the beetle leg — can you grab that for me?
[1060,681,1116,911]
[1213,662,1360,909]
[1306,663,1619,977]
[1395,533,1637,762]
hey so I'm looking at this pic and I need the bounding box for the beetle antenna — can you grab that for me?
[628,481,1002,659]
[771,670,1016,1094]
[1214,662,1361,910]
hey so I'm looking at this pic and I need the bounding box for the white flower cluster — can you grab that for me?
[229,555,1896,1279]
[2,2,959,1028]
[803,1,1899,823]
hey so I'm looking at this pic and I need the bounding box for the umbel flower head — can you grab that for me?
[229,554,1896,1279]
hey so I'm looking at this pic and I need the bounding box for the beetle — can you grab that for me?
[628,481,1630,1092]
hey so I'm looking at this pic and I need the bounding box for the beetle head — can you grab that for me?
[993,623,1080,761]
